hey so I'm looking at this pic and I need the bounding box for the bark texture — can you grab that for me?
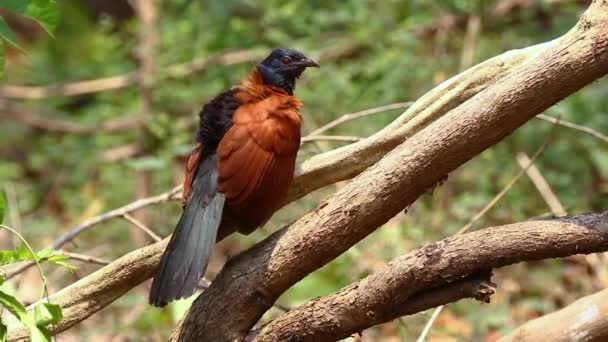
[253,213,608,341]
[501,287,608,342]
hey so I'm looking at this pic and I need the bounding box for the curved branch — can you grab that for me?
[253,213,608,341]
[171,3,608,339]
[249,272,496,340]
[500,287,608,342]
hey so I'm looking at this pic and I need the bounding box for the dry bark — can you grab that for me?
[501,287,608,342]
[252,213,608,341]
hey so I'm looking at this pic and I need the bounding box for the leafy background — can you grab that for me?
[0,0,607,340]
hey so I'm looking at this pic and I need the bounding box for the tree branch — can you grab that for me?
[0,49,261,99]
[500,287,608,342]
[252,213,608,341]
[248,272,496,340]
[536,113,608,145]
[170,2,608,339]
[0,100,143,134]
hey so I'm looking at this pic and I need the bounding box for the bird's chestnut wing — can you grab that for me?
[216,98,301,206]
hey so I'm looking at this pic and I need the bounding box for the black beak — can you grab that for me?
[297,57,320,68]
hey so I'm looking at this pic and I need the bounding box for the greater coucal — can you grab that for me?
[149,48,319,307]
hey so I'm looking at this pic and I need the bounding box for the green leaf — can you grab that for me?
[33,303,62,326]
[0,290,30,325]
[0,320,6,342]
[30,326,50,342]
[49,260,77,271]
[0,16,19,49]
[0,188,5,224]
[0,245,33,266]
[36,249,55,260]
[0,0,31,14]
[24,0,59,36]
[46,254,68,262]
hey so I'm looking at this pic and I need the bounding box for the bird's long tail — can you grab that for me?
[149,155,225,307]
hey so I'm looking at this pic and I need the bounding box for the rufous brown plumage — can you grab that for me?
[149,48,318,307]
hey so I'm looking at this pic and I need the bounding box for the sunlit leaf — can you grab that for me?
[46,254,68,261]
[24,0,59,36]
[36,249,55,260]
[0,320,6,342]
[0,246,32,266]
[0,290,30,324]
[30,326,51,342]
[49,260,77,271]
[34,302,62,326]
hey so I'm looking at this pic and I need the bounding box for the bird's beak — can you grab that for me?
[297,57,320,68]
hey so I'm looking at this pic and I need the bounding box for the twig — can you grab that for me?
[131,0,158,240]
[51,186,179,249]
[415,304,443,342]
[56,250,111,266]
[0,50,260,99]
[456,127,555,235]
[122,214,162,242]
[516,152,567,216]
[0,100,143,134]
[306,102,414,137]
[99,144,145,162]
[536,113,608,145]
[5,187,180,280]
[301,135,362,144]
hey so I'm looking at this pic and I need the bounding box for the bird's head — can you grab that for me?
[256,48,319,95]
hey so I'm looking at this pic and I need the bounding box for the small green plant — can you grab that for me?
[0,0,59,77]
[0,190,75,342]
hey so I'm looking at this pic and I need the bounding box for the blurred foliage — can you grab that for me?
[0,197,69,342]
[0,0,607,340]
[0,0,60,77]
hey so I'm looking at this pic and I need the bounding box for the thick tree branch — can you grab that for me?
[288,38,556,203]
[171,2,608,339]
[248,272,496,340]
[501,287,608,342]
[253,213,608,341]
[8,2,608,338]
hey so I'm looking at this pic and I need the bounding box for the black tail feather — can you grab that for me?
[149,155,225,307]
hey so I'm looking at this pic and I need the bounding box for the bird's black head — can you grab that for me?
[256,48,319,95]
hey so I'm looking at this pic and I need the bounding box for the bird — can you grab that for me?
[149,48,319,307]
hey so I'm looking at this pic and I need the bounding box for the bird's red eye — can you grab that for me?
[281,56,292,65]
